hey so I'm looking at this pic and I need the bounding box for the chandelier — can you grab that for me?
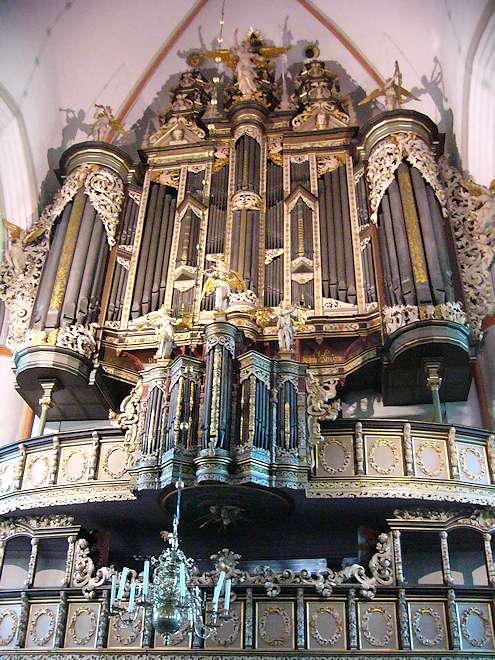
[109,476,233,642]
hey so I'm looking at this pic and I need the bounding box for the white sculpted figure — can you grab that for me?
[202,256,246,312]
[130,306,179,360]
[275,300,302,353]
[232,29,262,97]
[2,219,44,273]
[358,61,418,112]
[91,104,126,142]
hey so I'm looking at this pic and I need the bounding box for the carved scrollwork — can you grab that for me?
[306,371,341,447]
[72,538,96,589]
[112,614,142,645]
[0,609,18,646]
[259,606,291,647]
[367,132,446,224]
[26,454,50,487]
[319,438,351,475]
[84,167,125,247]
[61,449,88,483]
[210,609,240,646]
[151,169,180,189]
[29,608,56,646]
[362,606,393,647]
[309,606,343,646]
[68,607,97,645]
[101,446,127,480]
[368,533,395,586]
[415,441,446,477]
[460,446,486,481]
[369,438,399,475]
[460,606,491,648]
[382,302,467,335]
[109,379,144,464]
[205,334,235,357]
[439,156,495,338]
[0,163,95,350]
[412,607,444,647]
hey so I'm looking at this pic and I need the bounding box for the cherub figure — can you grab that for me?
[2,219,44,273]
[231,29,263,97]
[202,256,246,312]
[358,61,418,111]
[91,105,126,141]
[130,306,179,360]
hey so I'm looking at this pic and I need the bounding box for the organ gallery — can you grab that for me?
[0,24,494,658]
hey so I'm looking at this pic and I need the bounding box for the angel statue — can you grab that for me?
[2,219,44,273]
[358,61,418,112]
[462,178,495,239]
[231,29,263,97]
[202,256,246,313]
[91,104,127,142]
[130,306,179,360]
[275,299,306,353]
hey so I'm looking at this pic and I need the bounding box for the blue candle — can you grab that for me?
[142,560,150,599]
[224,578,231,614]
[128,581,136,613]
[110,574,117,610]
[117,567,129,602]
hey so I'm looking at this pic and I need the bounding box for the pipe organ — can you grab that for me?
[1,28,495,658]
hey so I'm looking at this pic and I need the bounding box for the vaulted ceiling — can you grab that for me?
[0,0,493,200]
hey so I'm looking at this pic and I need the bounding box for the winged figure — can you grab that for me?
[2,219,45,273]
[358,61,418,111]
[202,256,246,312]
[92,105,127,141]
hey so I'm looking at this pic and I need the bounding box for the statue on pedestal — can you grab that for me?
[275,300,306,353]
[358,61,418,111]
[91,105,126,141]
[202,256,246,313]
[231,28,263,98]
[130,306,179,360]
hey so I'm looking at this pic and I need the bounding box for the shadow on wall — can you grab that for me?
[39,16,371,213]
[411,56,460,166]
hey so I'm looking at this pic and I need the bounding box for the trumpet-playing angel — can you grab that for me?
[202,257,246,312]
[2,219,45,273]
[358,61,418,112]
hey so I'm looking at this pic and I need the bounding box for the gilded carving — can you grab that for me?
[411,607,444,647]
[309,606,343,647]
[383,302,467,335]
[259,606,291,647]
[319,438,351,475]
[415,440,446,477]
[109,379,144,464]
[26,454,51,488]
[460,606,491,648]
[67,607,97,646]
[0,609,18,646]
[61,449,89,483]
[84,167,125,247]
[101,446,128,480]
[459,446,486,482]
[439,156,495,338]
[29,607,56,646]
[366,132,446,225]
[0,163,94,349]
[361,606,393,647]
[368,438,399,475]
